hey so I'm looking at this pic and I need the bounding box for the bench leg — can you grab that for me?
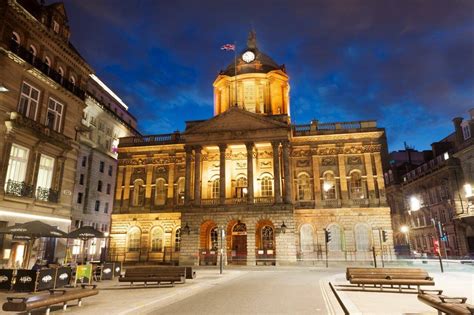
[399,285,402,292]
[362,284,365,290]
[46,307,51,315]
[63,302,68,310]
[437,311,442,315]
[78,298,83,307]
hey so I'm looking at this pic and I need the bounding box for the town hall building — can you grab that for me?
[109,32,394,266]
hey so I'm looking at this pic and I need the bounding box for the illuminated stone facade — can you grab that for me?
[110,32,394,265]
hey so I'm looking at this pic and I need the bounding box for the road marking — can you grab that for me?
[320,278,336,315]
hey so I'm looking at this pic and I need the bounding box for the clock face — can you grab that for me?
[242,51,255,63]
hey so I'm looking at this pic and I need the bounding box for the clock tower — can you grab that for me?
[213,31,290,117]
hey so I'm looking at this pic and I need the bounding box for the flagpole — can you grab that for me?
[234,41,237,107]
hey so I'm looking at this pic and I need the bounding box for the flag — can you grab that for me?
[221,43,235,51]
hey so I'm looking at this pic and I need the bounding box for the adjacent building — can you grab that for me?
[0,0,92,267]
[109,32,394,266]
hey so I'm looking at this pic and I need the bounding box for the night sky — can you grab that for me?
[62,0,473,151]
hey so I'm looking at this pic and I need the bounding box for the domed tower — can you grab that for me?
[213,31,290,117]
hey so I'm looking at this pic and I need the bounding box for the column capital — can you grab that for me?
[245,142,254,150]
[218,144,227,152]
[193,145,202,153]
[271,140,281,148]
[281,140,291,148]
[185,145,193,154]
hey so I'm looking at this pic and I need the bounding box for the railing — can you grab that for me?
[228,197,247,205]
[292,120,376,136]
[36,187,59,203]
[254,197,275,204]
[201,198,219,206]
[295,200,315,208]
[5,180,59,203]
[5,180,34,198]
[119,132,183,147]
[321,199,342,208]
[9,40,86,100]
[404,153,451,183]
[350,198,369,206]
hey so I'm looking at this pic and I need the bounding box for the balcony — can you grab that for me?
[6,112,73,149]
[119,132,183,147]
[295,200,315,209]
[36,187,59,203]
[8,40,86,100]
[350,198,370,207]
[201,199,219,206]
[321,199,342,208]
[4,180,59,203]
[292,120,378,137]
[5,180,34,198]
[254,197,275,204]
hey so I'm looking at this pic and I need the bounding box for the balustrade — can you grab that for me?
[5,180,59,203]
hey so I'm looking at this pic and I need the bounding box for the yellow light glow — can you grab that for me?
[0,209,71,223]
[464,183,472,198]
[409,196,421,211]
[322,182,332,192]
[400,225,409,233]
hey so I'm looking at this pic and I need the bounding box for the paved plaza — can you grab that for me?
[0,263,472,314]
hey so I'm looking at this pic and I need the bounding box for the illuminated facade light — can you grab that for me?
[443,152,449,160]
[400,225,409,234]
[409,196,421,211]
[0,209,71,223]
[464,183,472,198]
[322,181,332,192]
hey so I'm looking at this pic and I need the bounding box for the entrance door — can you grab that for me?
[231,222,247,264]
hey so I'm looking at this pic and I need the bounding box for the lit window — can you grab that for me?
[155,178,166,205]
[322,172,336,200]
[127,227,140,252]
[234,176,247,198]
[261,226,274,250]
[36,154,55,200]
[349,171,364,199]
[297,173,312,200]
[211,178,220,199]
[260,175,273,197]
[18,82,40,120]
[46,98,64,132]
[175,228,181,251]
[4,144,30,192]
[150,227,164,252]
[210,227,218,250]
[132,179,145,206]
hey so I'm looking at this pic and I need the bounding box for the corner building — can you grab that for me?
[110,33,394,265]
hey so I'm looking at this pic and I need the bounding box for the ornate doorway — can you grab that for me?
[230,222,247,265]
[256,220,275,265]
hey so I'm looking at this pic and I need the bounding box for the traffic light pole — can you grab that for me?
[324,229,329,268]
[431,219,444,273]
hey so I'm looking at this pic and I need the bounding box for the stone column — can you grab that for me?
[115,165,125,204]
[282,141,292,204]
[219,144,227,204]
[363,153,375,200]
[184,146,193,205]
[245,142,254,204]
[373,152,386,201]
[272,141,282,203]
[312,155,321,206]
[145,164,153,207]
[337,155,348,203]
[123,166,133,210]
[246,224,256,266]
[167,163,175,205]
[193,146,202,205]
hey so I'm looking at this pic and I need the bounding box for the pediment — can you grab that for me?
[185,107,288,135]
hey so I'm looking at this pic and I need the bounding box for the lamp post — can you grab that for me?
[219,226,225,275]
[102,232,109,262]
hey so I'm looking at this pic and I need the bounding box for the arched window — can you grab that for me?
[210,227,218,250]
[11,32,20,45]
[44,56,51,74]
[327,224,342,251]
[261,226,274,250]
[175,228,181,251]
[234,176,247,198]
[154,178,166,205]
[355,224,371,251]
[132,179,145,206]
[297,173,312,200]
[300,224,314,252]
[150,227,164,252]
[58,66,64,83]
[211,178,220,199]
[127,227,141,252]
[350,171,364,199]
[29,45,37,62]
[322,172,336,200]
[176,177,185,203]
[69,75,76,86]
[260,175,273,197]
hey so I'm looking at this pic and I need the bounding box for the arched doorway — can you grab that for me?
[199,220,218,265]
[228,221,247,265]
[256,220,275,265]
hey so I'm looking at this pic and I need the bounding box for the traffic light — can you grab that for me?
[324,229,331,243]
[433,239,440,255]
[382,230,388,243]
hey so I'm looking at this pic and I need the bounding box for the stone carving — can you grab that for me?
[344,146,363,154]
[118,156,185,166]
[362,144,381,153]
[317,147,341,155]
[347,156,362,164]
[260,161,272,169]
[257,150,272,158]
[296,159,310,167]
[291,149,310,157]
[236,161,247,169]
[321,157,336,166]
[133,167,145,174]
[154,166,166,174]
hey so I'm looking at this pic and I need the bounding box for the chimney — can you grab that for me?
[452,117,463,147]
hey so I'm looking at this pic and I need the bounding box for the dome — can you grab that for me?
[220,31,285,76]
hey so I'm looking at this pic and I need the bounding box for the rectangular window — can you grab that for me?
[97,180,102,192]
[108,165,113,176]
[95,200,100,211]
[106,183,111,195]
[46,98,64,132]
[18,82,40,120]
[79,174,84,185]
[463,125,471,140]
[5,144,30,191]
[82,156,87,167]
[99,161,104,173]
[104,202,109,214]
[53,20,60,33]
[77,192,83,204]
[36,154,55,190]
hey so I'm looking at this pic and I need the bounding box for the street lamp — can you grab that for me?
[409,196,421,211]
[400,225,410,256]
[0,84,8,93]
[463,183,472,198]
[322,181,332,192]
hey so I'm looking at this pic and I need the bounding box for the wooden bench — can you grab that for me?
[2,284,98,315]
[149,266,196,279]
[119,267,185,286]
[418,289,474,315]
[346,267,435,292]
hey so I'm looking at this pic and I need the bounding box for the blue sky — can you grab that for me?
[62,0,473,151]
